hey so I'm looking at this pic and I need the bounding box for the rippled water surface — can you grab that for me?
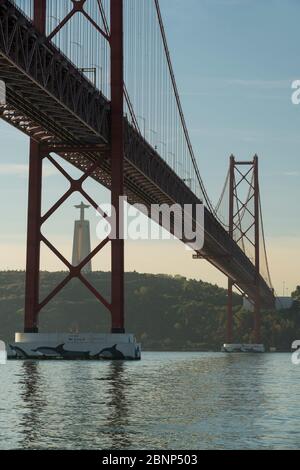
[0,352,299,449]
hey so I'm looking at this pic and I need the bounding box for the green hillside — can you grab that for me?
[0,271,299,351]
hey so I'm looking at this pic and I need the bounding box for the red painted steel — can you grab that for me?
[253,156,261,343]
[33,0,46,34]
[226,155,235,343]
[24,1,47,332]
[110,0,125,333]
[25,150,113,326]
[227,156,261,344]
[24,140,43,332]
[47,0,108,43]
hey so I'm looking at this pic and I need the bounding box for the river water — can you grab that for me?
[0,352,299,450]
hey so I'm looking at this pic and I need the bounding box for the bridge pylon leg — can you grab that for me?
[226,155,235,344]
[24,139,43,333]
[253,155,261,344]
[23,0,47,333]
[226,279,233,344]
[110,0,125,334]
[254,294,261,344]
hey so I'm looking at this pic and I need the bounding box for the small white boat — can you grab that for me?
[222,343,265,353]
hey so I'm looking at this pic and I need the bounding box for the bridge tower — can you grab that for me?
[226,155,261,345]
[24,0,126,336]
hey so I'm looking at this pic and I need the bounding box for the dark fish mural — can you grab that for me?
[9,345,30,359]
[31,346,63,356]
[9,343,129,360]
[93,344,125,360]
[32,344,90,359]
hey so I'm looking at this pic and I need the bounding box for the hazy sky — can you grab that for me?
[0,0,300,295]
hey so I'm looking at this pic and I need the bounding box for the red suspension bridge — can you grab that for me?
[0,0,275,347]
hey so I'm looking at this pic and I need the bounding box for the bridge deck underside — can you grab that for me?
[0,1,274,308]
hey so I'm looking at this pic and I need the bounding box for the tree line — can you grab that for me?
[0,271,299,351]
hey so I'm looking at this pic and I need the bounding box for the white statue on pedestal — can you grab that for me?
[72,202,92,273]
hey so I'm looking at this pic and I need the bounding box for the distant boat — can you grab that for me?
[222,343,265,353]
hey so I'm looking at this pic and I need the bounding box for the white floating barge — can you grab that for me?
[7,332,141,360]
[222,343,265,353]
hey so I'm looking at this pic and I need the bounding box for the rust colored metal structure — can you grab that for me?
[24,140,42,332]
[110,0,125,333]
[24,0,125,333]
[226,156,261,344]
[24,1,47,333]
[226,156,235,343]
